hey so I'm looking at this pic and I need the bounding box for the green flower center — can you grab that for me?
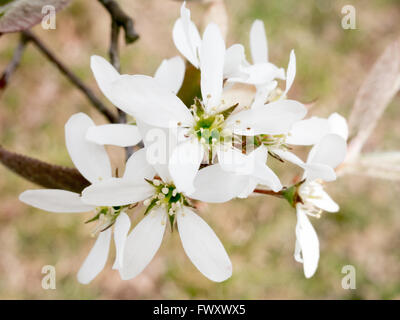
[189,98,237,149]
[144,179,188,214]
[86,206,125,236]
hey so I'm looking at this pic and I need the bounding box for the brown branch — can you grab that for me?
[21,30,118,124]
[98,0,139,45]
[0,33,29,91]
[0,145,90,193]
[253,188,284,198]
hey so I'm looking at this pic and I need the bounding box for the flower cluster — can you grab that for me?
[19,3,348,284]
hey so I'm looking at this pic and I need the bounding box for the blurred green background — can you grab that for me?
[0,0,399,299]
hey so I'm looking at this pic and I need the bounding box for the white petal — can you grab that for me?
[77,228,112,284]
[120,208,166,280]
[154,56,186,94]
[250,20,268,64]
[237,177,258,198]
[307,189,339,213]
[328,113,349,141]
[65,113,112,184]
[232,63,284,86]
[295,206,319,278]
[217,146,255,175]
[287,117,330,146]
[303,163,336,182]
[123,148,156,182]
[81,178,154,207]
[248,145,282,192]
[177,207,232,282]
[137,121,173,183]
[224,44,246,78]
[227,100,307,135]
[190,164,248,202]
[307,134,347,169]
[282,50,296,97]
[294,239,303,263]
[169,139,204,194]
[112,211,131,270]
[109,75,193,128]
[86,124,142,147]
[251,81,277,109]
[90,55,120,106]
[252,160,282,192]
[200,23,225,111]
[272,149,305,168]
[19,189,94,213]
[172,3,201,68]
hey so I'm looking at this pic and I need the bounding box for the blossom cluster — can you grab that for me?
[19,3,348,284]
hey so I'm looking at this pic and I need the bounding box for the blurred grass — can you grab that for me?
[0,0,399,299]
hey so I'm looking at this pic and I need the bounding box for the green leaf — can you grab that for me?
[0,0,70,34]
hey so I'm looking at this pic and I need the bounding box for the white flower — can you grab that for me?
[87,55,185,147]
[225,20,288,91]
[270,113,348,181]
[292,130,345,278]
[80,150,233,282]
[90,22,306,195]
[19,113,132,284]
[294,179,339,278]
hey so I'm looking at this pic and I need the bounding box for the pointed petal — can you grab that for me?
[137,121,173,183]
[217,146,256,175]
[81,178,154,207]
[19,189,94,213]
[303,163,336,182]
[112,211,131,270]
[169,139,204,194]
[109,75,193,128]
[328,113,349,141]
[307,134,347,169]
[120,208,166,280]
[65,113,112,184]
[200,23,225,111]
[287,117,330,146]
[272,149,306,168]
[237,177,258,198]
[172,3,201,68]
[252,160,282,192]
[177,207,232,282]
[295,207,319,278]
[86,124,142,147]
[224,44,246,78]
[190,164,248,202]
[227,100,307,135]
[154,56,186,94]
[123,148,156,182]
[282,49,296,97]
[307,189,339,213]
[250,20,268,64]
[77,228,112,284]
[90,55,120,106]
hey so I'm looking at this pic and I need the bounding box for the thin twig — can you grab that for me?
[0,34,29,91]
[253,188,284,198]
[98,0,139,44]
[21,29,118,123]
